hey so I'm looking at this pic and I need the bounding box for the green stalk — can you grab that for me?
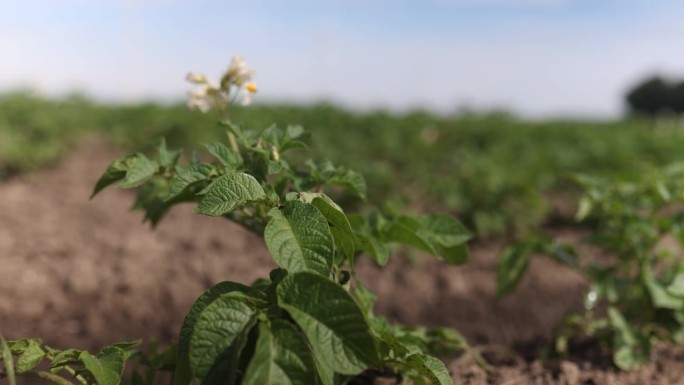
[227,131,239,153]
[0,331,15,385]
[19,371,76,385]
[220,100,239,154]
[63,365,88,385]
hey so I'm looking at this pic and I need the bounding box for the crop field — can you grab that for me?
[3,86,684,385]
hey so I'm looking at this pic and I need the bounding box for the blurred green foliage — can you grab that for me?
[3,91,684,237]
[0,92,99,176]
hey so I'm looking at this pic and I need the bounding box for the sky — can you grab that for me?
[2,0,684,118]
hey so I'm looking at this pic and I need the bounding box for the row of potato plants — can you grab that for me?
[498,163,684,370]
[1,58,475,385]
[6,142,684,384]
[107,105,684,238]
[7,88,684,237]
[3,57,683,385]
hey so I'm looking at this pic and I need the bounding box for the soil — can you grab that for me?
[2,138,683,384]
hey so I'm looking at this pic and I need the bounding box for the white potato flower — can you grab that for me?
[241,83,257,106]
[227,55,254,86]
[186,87,212,113]
[185,72,208,84]
[186,55,257,112]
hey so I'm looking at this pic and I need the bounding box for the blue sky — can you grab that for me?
[2,0,683,118]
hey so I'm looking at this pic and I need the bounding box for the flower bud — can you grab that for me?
[185,72,208,84]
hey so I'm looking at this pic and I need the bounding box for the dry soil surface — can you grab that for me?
[2,138,683,384]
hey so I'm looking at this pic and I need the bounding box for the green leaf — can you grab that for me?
[50,349,81,372]
[204,142,243,169]
[130,177,172,227]
[299,193,357,261]
[265,200,334,276]
[383,215,471,263]
[361,235,390,266]
[655,180,671,202]
[194,173,266,216]
[15,341,45,373]
[348,214,390,266]
[383,216,438,254]
[406,354,453,385]
[91,155,133,198]
[545,242,578,268]
[643,268,684,309]
[608,307,639,348]
[312,354,335,385]
[173,281,266,385]
[496,244,532,297]
[118,154,159,189]
[613,341,649,371]
[202,330,253,385]
[667,272,684,297]
[267,160,286,175]
[166,164,219,201]
[375,330,411,358]
[575,196,593,221]
[188,292,258,383]
[260,124,308,155]
[172,355,192,385]
[6,339,35,355]
[276,272,378,375]
[427,327,472,357]
[282,125,309,152]
[328,170,367,200]
[415,215,472,248]
[223,122,255,148]
[242,321,319,385]
[440,243,469,265]
[608,308,650,371]
[79,347,125,385]
[109,340,141,352]
[157,138,182,169]
[353,284,377,320]
[286,125,305,140]
[586,266,620,304]
[179,282,266,358]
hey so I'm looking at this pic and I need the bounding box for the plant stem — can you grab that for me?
[1,371,77,385]
[227,132,239,153]
[0,332,15,385]
[222,111,240,154]
[63,365,88,385]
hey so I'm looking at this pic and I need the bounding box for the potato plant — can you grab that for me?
[0,336,144,385]
[1,57,474,385]
[497,164,684,370]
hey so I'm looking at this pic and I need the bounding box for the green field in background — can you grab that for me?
[3,91,683,237]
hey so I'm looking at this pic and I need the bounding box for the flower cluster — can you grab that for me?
[186,55,257,113]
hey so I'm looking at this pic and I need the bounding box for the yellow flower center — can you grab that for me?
[246,83,257,93]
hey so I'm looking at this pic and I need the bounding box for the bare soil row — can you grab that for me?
[2,138,681,384]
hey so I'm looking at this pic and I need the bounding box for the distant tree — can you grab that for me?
[671,81,684,115]
[625,76,672,116]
